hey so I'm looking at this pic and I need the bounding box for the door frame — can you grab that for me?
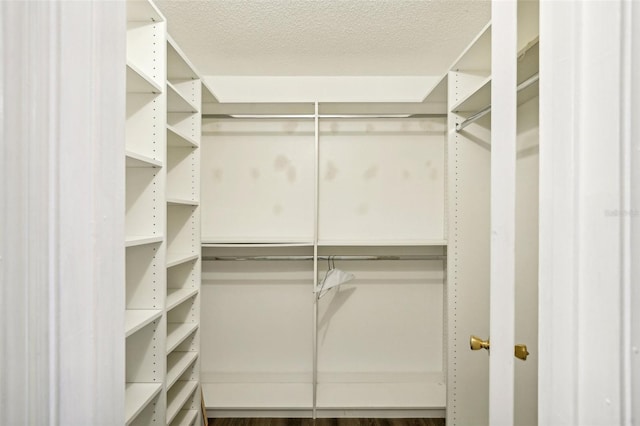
[0,1,126,424]
[489,2,518,424]
[538,0,638,424]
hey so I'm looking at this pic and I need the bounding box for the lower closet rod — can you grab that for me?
[202,255,446,262]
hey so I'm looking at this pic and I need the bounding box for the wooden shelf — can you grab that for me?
[167,288,199,311]
[202,382,313,409]
[126,151,163,168]
[169,409,198,426]
[125,382,162,425]
[127,62,163,94]
[168,82,199,113]
[168,125,199,148]
[125,309,162,338]
[167,198,199,206]
[167,323,198,354]
[167,380,199,425]
[125,235,163,248]
[167,351,199,390]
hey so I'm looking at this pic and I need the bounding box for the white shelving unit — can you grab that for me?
[446,22,493,426]
[120,2,539,423]
[125,1,167,424]
[165,35,202,426]
[200,105,448,417]
[119,2,542,423]
[445,18,540,425]
[449,23,492,107]
[125,2,203,424]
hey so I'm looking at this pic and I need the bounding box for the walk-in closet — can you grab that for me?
[120,0,540,424]
[6,1,638,425]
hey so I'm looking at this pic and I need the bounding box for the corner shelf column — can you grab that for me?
[125,0,168,424]
[165,35,202,426]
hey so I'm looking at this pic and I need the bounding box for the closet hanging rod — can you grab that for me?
[202,255,446,262]
[455,72,539,132]
[202,113,447,120]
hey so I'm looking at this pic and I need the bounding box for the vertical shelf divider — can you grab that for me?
[312,101,320,419]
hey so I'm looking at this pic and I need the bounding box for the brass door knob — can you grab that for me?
[470,335,490,351]
[470,336,529,361]
[515,344,530,361]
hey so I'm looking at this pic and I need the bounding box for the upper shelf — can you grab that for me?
[126,0,165,23]
[421,74,448,111]
[450,76,491,113]
[202,80,219,105]
[451,38,539,115]
[167,36,199,81]
[450,22,491,72]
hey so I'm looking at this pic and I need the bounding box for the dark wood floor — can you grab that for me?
[208,418,445,426]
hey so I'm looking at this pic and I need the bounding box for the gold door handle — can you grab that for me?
[514,344,529,361]
[470,336,530,361]
[470,335,490,351]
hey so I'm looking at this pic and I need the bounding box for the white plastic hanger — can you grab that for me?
[315,256,355,299]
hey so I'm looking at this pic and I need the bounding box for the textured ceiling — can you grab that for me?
[154,0,491,76]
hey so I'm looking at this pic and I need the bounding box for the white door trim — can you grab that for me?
[0,2,125,424]
[490,1,517,425]
[628,1,640,422]
[539,1,637,424]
